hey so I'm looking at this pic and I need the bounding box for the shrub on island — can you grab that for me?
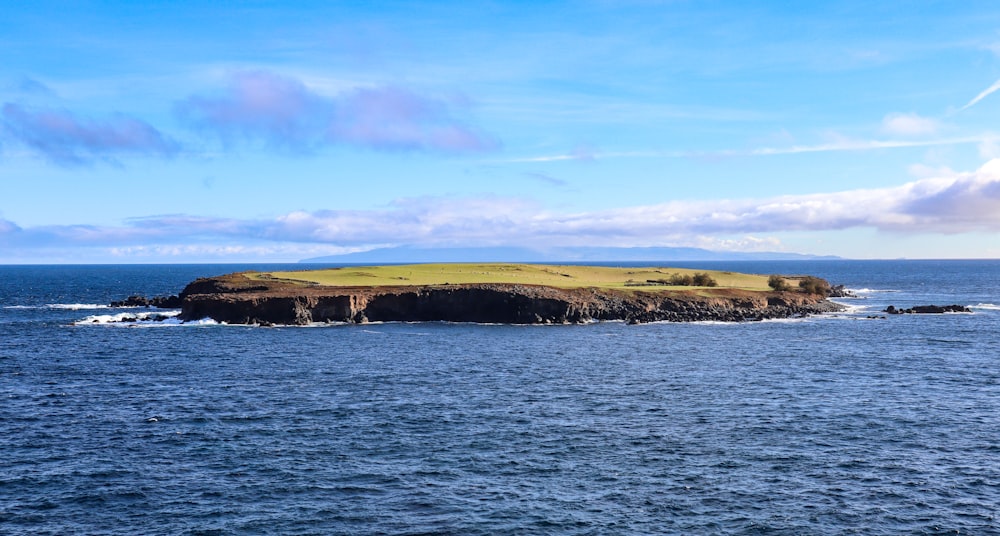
[798,276,830,296]
[660,273,717,287]
[628,272,718,287]
[691,273,718,287]
[768,274,792,291]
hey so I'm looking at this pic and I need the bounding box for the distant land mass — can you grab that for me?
[300,246,841,264]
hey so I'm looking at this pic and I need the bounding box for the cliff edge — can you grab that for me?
[176,270,844,325]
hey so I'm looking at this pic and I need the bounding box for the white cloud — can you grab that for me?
[1,103,179,165]
[107,243,365,261]
[176,70,497,153]
[501,135,989,163]
[0,218,21,234]
[881,112,939,136]
[907,163,955,178]
[979,138,1000,159]
[960,79,1000,111]
[5,160,1000,258]
[691,235,785,252]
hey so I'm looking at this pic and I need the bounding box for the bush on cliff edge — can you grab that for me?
[768,275,792,291]
[798,276,830,296]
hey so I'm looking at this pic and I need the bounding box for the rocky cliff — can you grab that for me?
[175,272,844,325]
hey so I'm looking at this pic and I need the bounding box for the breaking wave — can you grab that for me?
[829,300,868,314]
[848,288,900,295]
[74,310,193,327]
[50,303,112,310]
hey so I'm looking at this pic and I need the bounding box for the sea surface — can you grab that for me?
[1,260,999,535]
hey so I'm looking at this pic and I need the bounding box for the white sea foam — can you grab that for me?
[634,319,741,326]
[177,317,222,326]
[759,317,814,324]
[49,303,110,310]
[826,312,881,321]
[74,310,182,326]
[762,307,883,322]
[971,303,1000,311]
[258,321,352,328]
[848,288,900,295]
[830,301,870,314]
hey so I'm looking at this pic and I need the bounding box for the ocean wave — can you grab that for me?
[848,288,900,294]
[815,312,873,320]
[763,308,888,323]
[970,303,1000,311]
[829,301,869,313]
[49,303,111,310]
[297,321,351,328]
[758,317,814,324]
[179,317,222,326]
[74,310,183,326]
[635,319,763,326]
[631,319,733,326]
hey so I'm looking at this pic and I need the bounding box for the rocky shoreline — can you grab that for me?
[128,271,847,325]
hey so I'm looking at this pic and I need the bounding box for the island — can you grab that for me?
[166,263,845,325]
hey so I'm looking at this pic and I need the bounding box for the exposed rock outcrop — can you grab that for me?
[884,304,972,314]
[828,285,856,298]
[171,272,845,325]
[110,294,183,308]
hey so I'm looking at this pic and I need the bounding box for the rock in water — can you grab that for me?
[884,304,972,314]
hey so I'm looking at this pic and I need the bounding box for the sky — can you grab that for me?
[3,0,1000,262]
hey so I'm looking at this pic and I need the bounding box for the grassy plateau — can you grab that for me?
[254,263,780,292]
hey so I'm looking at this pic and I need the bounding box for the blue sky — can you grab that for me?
[3,0,1000,262]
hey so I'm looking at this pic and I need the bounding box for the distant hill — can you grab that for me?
[300,246,840,264]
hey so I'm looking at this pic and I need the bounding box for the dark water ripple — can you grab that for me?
[2,262,1000,534]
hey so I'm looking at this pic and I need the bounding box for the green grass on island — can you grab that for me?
[254,263,788,292]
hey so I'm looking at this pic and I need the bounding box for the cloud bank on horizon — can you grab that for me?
[2,1,1000,261]
[4,160,1000,261]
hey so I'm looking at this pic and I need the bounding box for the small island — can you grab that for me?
[168,263,845,325]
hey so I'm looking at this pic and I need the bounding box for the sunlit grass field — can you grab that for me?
[256,263,776,291]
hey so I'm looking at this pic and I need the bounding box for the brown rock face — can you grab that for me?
[175,272,844,325]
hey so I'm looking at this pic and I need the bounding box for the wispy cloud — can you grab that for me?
[175,71,324,149]
[502,135,992,163]
[1,103,178,165]
[0,218,21,234]
[5,160,1000,258]
[105,243,365,262]
[176,70,497,153]
[523,171,568,187]
[959,78,1000,111]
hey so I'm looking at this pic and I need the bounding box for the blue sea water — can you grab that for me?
[1,260,999,535]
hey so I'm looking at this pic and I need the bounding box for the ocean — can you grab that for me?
[1,260,998,535]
